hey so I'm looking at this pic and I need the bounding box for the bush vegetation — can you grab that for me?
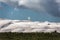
[0,31,60,40]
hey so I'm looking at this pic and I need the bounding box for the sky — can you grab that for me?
[0,0,60,22]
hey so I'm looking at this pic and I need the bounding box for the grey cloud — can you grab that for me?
[0,0,60,17]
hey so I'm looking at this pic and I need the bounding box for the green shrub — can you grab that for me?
[0,32,60,40]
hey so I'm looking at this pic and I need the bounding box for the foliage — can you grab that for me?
[0,31,60,40]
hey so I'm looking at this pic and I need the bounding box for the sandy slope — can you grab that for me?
[0,19,60,33]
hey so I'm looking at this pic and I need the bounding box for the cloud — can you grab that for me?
[18,0,60,17]
[0,0,60,17]
[0,0,8,2]
[18,0,44,12]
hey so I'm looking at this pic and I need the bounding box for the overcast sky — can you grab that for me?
[0,0,60,17]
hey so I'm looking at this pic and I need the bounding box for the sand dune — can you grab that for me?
[0,19,60,33]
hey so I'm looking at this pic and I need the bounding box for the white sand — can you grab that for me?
[0,19,60,33]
